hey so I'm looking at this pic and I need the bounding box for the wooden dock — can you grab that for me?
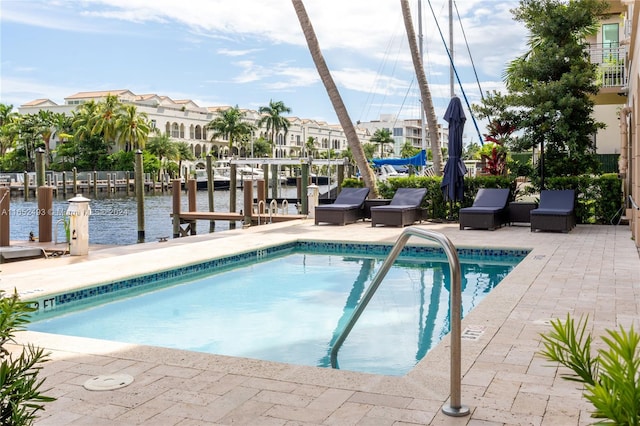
[171,179,308,237]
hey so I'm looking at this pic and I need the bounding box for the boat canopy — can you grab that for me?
[371,150,427,167]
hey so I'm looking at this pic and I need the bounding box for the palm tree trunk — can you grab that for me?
[401,0,442,176]
[292,0,378,197]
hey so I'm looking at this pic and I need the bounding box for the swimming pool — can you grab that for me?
[27,241,529,376]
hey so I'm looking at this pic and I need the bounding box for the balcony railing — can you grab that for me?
[587,43,628,88]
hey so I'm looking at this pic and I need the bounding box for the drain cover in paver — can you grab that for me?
[83,374,134,391]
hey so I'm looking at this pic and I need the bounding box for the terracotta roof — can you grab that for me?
[21,98,57,107]
[65,90,131,99]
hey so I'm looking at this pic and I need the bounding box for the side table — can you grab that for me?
[364,199,391,219]
[509,201,537,225]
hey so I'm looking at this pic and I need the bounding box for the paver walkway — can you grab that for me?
[5,220,639,425]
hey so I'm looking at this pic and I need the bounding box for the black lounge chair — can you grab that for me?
[530,189,576,233]
[459,188,510,230]
[370,188,427,227]
[314,187,370,225]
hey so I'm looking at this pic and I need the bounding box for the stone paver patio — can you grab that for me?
[4,219,639,425]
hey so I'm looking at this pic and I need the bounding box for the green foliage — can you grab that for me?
[341,178,365,188]
[376,175,514,220]
[463,142,481,161]
[1,290,55,425]
[501,0,609,177]
[479,143,508,175]
[362,144,377,160]
[208,105,257,152]
[539,314,640,424]
[258,100,292,151]
[400,142,421,158]
[370,128,394,157]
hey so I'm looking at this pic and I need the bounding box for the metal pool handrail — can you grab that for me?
[329,227,470,417]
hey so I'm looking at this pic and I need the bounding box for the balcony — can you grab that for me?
[587,44,628,89]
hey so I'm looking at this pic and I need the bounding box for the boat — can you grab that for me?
[186,169,231,190]
[214,160,287,188]
[374,164,408,182]
[285,173,330,186]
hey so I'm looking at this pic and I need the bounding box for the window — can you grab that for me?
[602,23,619,61]
[393,128,403,137]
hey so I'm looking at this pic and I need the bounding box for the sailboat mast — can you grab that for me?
[449,0,454,97]
[418,0,427,153]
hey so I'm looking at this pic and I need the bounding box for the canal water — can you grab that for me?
[6,186,306,245]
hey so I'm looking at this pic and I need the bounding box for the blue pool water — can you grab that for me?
[28,242,528,376]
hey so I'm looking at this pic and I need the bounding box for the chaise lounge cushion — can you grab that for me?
[530,189,576,233]
[370,188,427,227]
[315,187,370,225]
[459,188,510,230]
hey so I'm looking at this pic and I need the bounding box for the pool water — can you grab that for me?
[29,248,524,376]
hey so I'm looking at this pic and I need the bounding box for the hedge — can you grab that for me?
[342,174,622,224]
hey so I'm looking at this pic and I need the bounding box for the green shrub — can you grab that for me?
[355,173,621,223]
[539,314,640,424]
[377,175,514,220]
[341,177,365,188]
[1,290,55,426]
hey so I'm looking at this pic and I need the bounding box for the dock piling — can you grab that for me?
[0,187,9,247]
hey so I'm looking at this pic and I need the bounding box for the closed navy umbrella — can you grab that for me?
[441,96,467,208]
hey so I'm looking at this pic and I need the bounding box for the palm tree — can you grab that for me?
[370,128,394,158]
[72,100,100,145]
[258,100,291,157]
[36,109,54,164]
[115,104,151,152]
[304,136,316,158]
[401,0,442,176]
[146,132,179,180]
[93,94,121,146]
[291,0,378,197]
[0,104,19,157]
[207,106,256,155]
[175,142,196,178]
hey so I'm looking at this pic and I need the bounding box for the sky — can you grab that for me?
[0,0,528,145]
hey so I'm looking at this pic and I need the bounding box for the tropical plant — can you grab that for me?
[258,100,291,157]
[115,104,151,152]
[370,128,394,158]
[479,143,508,175]
[303,136,317,158]
[251,137,272,158]
[0,104,19,157]
[1,289,55,425]
[539,314,640,424]
[207,106,256,154]
[362,143,377,160]
[174,142,196,177]
[400,141,421,159]
[146,132,179,180]
[291,0,378,197]
[93,94,121,148]
[10,114,47,171]
[504,0,608,179]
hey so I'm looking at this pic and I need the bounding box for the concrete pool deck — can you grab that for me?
[4,218,639,425]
